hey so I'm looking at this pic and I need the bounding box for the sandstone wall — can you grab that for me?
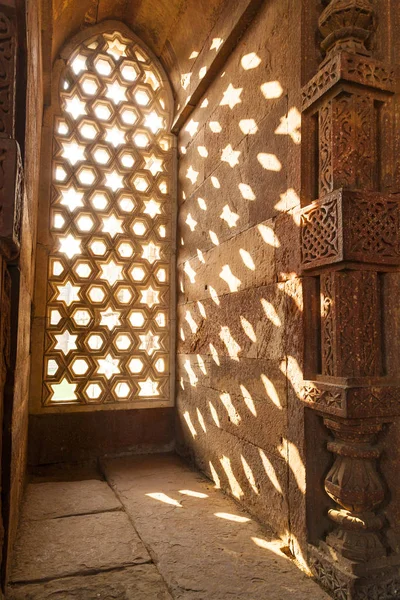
[175,0,307,559]
[4,0,44,581]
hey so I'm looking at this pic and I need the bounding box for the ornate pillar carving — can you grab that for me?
[301,1,400,598]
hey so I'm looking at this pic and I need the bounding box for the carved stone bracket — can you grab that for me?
[302,51,394,112]
[301,190,400,270]
[302,380,400,419]
[0,138,23,259]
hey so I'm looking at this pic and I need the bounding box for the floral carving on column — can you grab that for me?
[319,0,375,58]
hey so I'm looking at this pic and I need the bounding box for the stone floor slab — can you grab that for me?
[103,455,331,600]
[7,564,173,600]
[11,511,150,583]
[21,480,121,521]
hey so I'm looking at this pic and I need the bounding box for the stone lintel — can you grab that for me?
[301,189,400,271]
[0,138,23,260]
[301,379,400,419]
[302,51,395,112]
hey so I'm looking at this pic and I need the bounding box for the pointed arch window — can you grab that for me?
[32,27,175,409]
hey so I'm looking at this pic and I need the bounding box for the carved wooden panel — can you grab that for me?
[41,31,173,407]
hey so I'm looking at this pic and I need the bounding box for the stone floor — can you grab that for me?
[7,454,330,599]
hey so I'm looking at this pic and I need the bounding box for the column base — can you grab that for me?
[308,543,400,599]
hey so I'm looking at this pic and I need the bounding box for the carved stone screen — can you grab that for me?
[38,29,174,410]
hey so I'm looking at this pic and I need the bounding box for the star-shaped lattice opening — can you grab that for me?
[54,330,78,355]
[43,30,172,407]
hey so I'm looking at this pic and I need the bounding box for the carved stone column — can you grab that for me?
[300,1,400,598]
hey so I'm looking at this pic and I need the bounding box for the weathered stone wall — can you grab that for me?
[175,0,307,560]
[4,0,43,581]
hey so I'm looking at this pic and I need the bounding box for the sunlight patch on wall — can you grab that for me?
[209,343,220,365]
[241,456,259,495]
[220,265,241,292]
[275,107,301,144]
[240,316,257,342]
[241,52,261,70]
[209,462,221,488]
[239,249,255,270]
[259,449,283,495]
[183,411,197,437]
[257,153,282,171]
[197,408,207,433]
[220,455,244,499]
[240,384,257,417]
[220,392,241,425]
[220,205,239,227]
[258,224,280,248]
[209,401,221,427]
[260,81,283,99]
[219,326,241,361]
[239,119,258,135]
[260,298,281,326]
[220,83,242,109]
[221,144,240,167]
[238,183,256,200]
[261,374,282,409]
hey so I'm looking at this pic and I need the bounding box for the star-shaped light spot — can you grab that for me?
[220,83,242,109]
[60,186,84,211]
[54,330,77,354]
[221,144,240,167]
[102,213,124,237]
[210,37,223,51]
[106,80,127,105]
[105,171,124,192]
[65,96,86,120]
[186,166,199,184]
[139,330,160,355]
[275,107,302,145]
[97,353,120,379]
[61,140,85,165]
[144,154,163,176]
[50,377,77,401]
[185,119,199,137]
[99,260,123,286]
[106,38,127,61]
[59,234,81,259]
[220,205,239,228]
[144,199,161,218]
[140,286,160,308]
[57,280,80,306]
[142,242,161,264]
[185,213,197,231]
[138,377,159,397]
[104,126,125,147]
[100,307,121,330]
[144,111,164,134]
